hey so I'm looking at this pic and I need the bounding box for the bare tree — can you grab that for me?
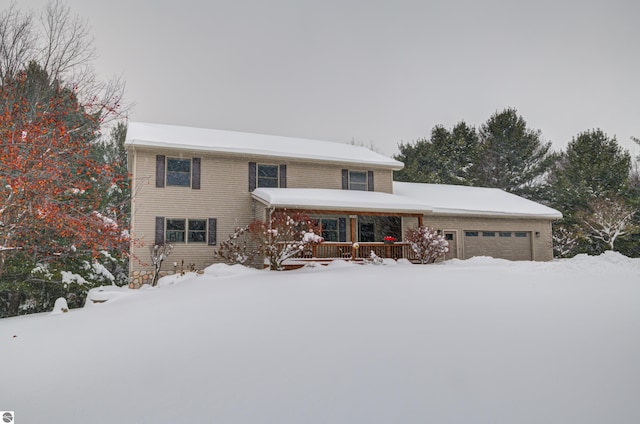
[0,2,35,84]
[150,243,173,287]
[38,0,95,86]
[0,1,127,123]
[578,197,637,250]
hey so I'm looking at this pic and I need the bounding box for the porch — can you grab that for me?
[293,241,418,263]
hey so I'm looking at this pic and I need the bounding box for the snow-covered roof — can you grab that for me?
[253,184,562,219]
[393,182,563,219]
[252,188,432,214]
[252,184,561,219]
[125,122,404,169]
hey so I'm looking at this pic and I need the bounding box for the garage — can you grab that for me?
[463,230,532,261]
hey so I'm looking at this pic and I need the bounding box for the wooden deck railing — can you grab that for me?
[297,242,416,261]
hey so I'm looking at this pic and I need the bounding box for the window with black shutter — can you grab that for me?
[249,162,287,190]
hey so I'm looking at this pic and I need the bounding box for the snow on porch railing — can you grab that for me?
[297,242,416,260]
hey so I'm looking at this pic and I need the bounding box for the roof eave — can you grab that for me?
[125,139,404,170]
[428,210,563,220]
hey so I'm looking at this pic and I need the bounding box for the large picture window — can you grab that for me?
[167,158,191,187]
[319,218,338,242]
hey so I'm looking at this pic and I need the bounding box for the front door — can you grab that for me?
[444,231,457,260]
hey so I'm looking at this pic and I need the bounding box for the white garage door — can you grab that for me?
[463,231,532,261]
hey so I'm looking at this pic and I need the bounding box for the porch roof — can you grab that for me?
[251,188,432,215]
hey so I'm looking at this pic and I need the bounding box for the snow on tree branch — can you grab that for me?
[577,197,637,250]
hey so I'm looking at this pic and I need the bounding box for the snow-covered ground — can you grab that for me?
[1,253,639,424]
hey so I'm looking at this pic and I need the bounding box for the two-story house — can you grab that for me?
[126,122,561,287]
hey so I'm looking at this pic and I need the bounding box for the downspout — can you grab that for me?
[129,147,137,279]
[267,206,275,270]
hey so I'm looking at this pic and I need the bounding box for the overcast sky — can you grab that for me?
[17,0,640,157]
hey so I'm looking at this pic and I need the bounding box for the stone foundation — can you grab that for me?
[129,268,207,289]
[129,270,174,289]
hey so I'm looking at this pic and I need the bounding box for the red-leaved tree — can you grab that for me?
[0,63,128,278]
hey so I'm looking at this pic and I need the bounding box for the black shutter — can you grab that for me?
[367,170,374,191]
[342,169,348,190]
[279,164,287,188]
[248,162,257,191]
[208,218,217,245]
[155,217,165,244]
[156,155,165,188]
[338,217,347,242]
[192,158,201,189]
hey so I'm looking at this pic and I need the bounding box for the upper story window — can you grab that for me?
[348,171,367,191]
[156,155,201,189]
[249,162,286,191]
[257,164,279,188]
[167,158,191,187]
[342,169,374,191]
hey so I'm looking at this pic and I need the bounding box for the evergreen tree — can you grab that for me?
[548,129,631,213]
[394,121,479,185]
[548,129,634,256]
[472,108,556,198]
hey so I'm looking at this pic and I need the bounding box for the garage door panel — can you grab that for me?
[464,231,531,261]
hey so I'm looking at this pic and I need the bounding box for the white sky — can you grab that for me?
[16,0,640,157]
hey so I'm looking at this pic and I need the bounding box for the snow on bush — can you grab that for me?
[248,211,323,270]
[216,225,257,265]
[83,260,115,284]
[405,226,449,264]
[50,297,69,314]
[61,270,89,285]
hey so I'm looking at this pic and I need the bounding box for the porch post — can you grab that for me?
[349,215,357,242]
[349,215,357,259]
[418,215,424,227]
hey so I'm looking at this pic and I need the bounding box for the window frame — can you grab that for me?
[165,218,209,244]
[348,170,368,191]
[257,163,280,188]
[166,218,187,243]
[166,158,192,187]
[188,219,208,243]
[319,218,339,242]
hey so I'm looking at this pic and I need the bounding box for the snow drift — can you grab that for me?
[1,253,639,424]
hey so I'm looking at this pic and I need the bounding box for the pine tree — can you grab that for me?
[548,129,631,213]
[548,129,633,256]
[472,108,556,198]
[394,121,479,185]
